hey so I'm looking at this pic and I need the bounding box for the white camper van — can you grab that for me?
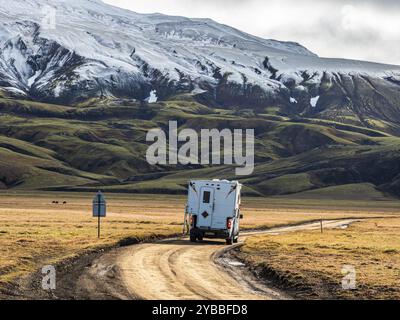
[184,180,243,245]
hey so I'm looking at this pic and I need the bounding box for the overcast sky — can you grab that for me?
[103,0,400,66]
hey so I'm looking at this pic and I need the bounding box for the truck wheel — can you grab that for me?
[226,237,233,245]
[190,235,197,243]
[198,235,204,242]
[233,236,239,244]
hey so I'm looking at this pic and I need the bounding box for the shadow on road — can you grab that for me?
[158,239,226,246]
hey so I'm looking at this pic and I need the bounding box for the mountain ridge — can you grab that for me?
[1,0,399,110]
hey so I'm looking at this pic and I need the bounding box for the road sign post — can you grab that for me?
[93,191,106,238]
[98,209,100,238]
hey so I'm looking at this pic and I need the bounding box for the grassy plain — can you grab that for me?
[239,218,400,299]
[0,191,399,292]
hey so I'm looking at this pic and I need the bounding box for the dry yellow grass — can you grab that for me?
[0,191,398,291]
[239,218,400,299]
[241,197,400,229]
[0,192,183,285]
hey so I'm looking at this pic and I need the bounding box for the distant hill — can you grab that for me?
[1,0,400,198]
[0,93,399,198]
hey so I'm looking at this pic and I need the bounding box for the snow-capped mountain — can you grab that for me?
[1,0,400,116]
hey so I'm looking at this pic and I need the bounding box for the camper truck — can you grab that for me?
[184,180,243,245]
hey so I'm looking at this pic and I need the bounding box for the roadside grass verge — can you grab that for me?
[0,192,183,288]
[238,218,400,299]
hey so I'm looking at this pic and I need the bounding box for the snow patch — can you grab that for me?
[290,97,298,104]
[53,85,62,97]
[3,87,26,95]
[27,70,41,87]
[310,95,320,108]
[146,90,158,103]
[191,87,208,95]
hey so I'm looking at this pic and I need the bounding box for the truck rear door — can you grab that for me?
[210,183,237,230]
[197,187,214,229]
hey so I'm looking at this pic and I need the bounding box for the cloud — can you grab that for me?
[104,0,400,65]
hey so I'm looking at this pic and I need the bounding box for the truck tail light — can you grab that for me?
[227,218,233,229]
[190,215,197,227]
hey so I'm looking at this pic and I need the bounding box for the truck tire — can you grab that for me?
[190,235,197,243]
[226,237,233,245]
[233,236,239,244]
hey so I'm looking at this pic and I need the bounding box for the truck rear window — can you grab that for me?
[203,191,211,203]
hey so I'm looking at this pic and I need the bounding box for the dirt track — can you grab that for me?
[66,219,355,300]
